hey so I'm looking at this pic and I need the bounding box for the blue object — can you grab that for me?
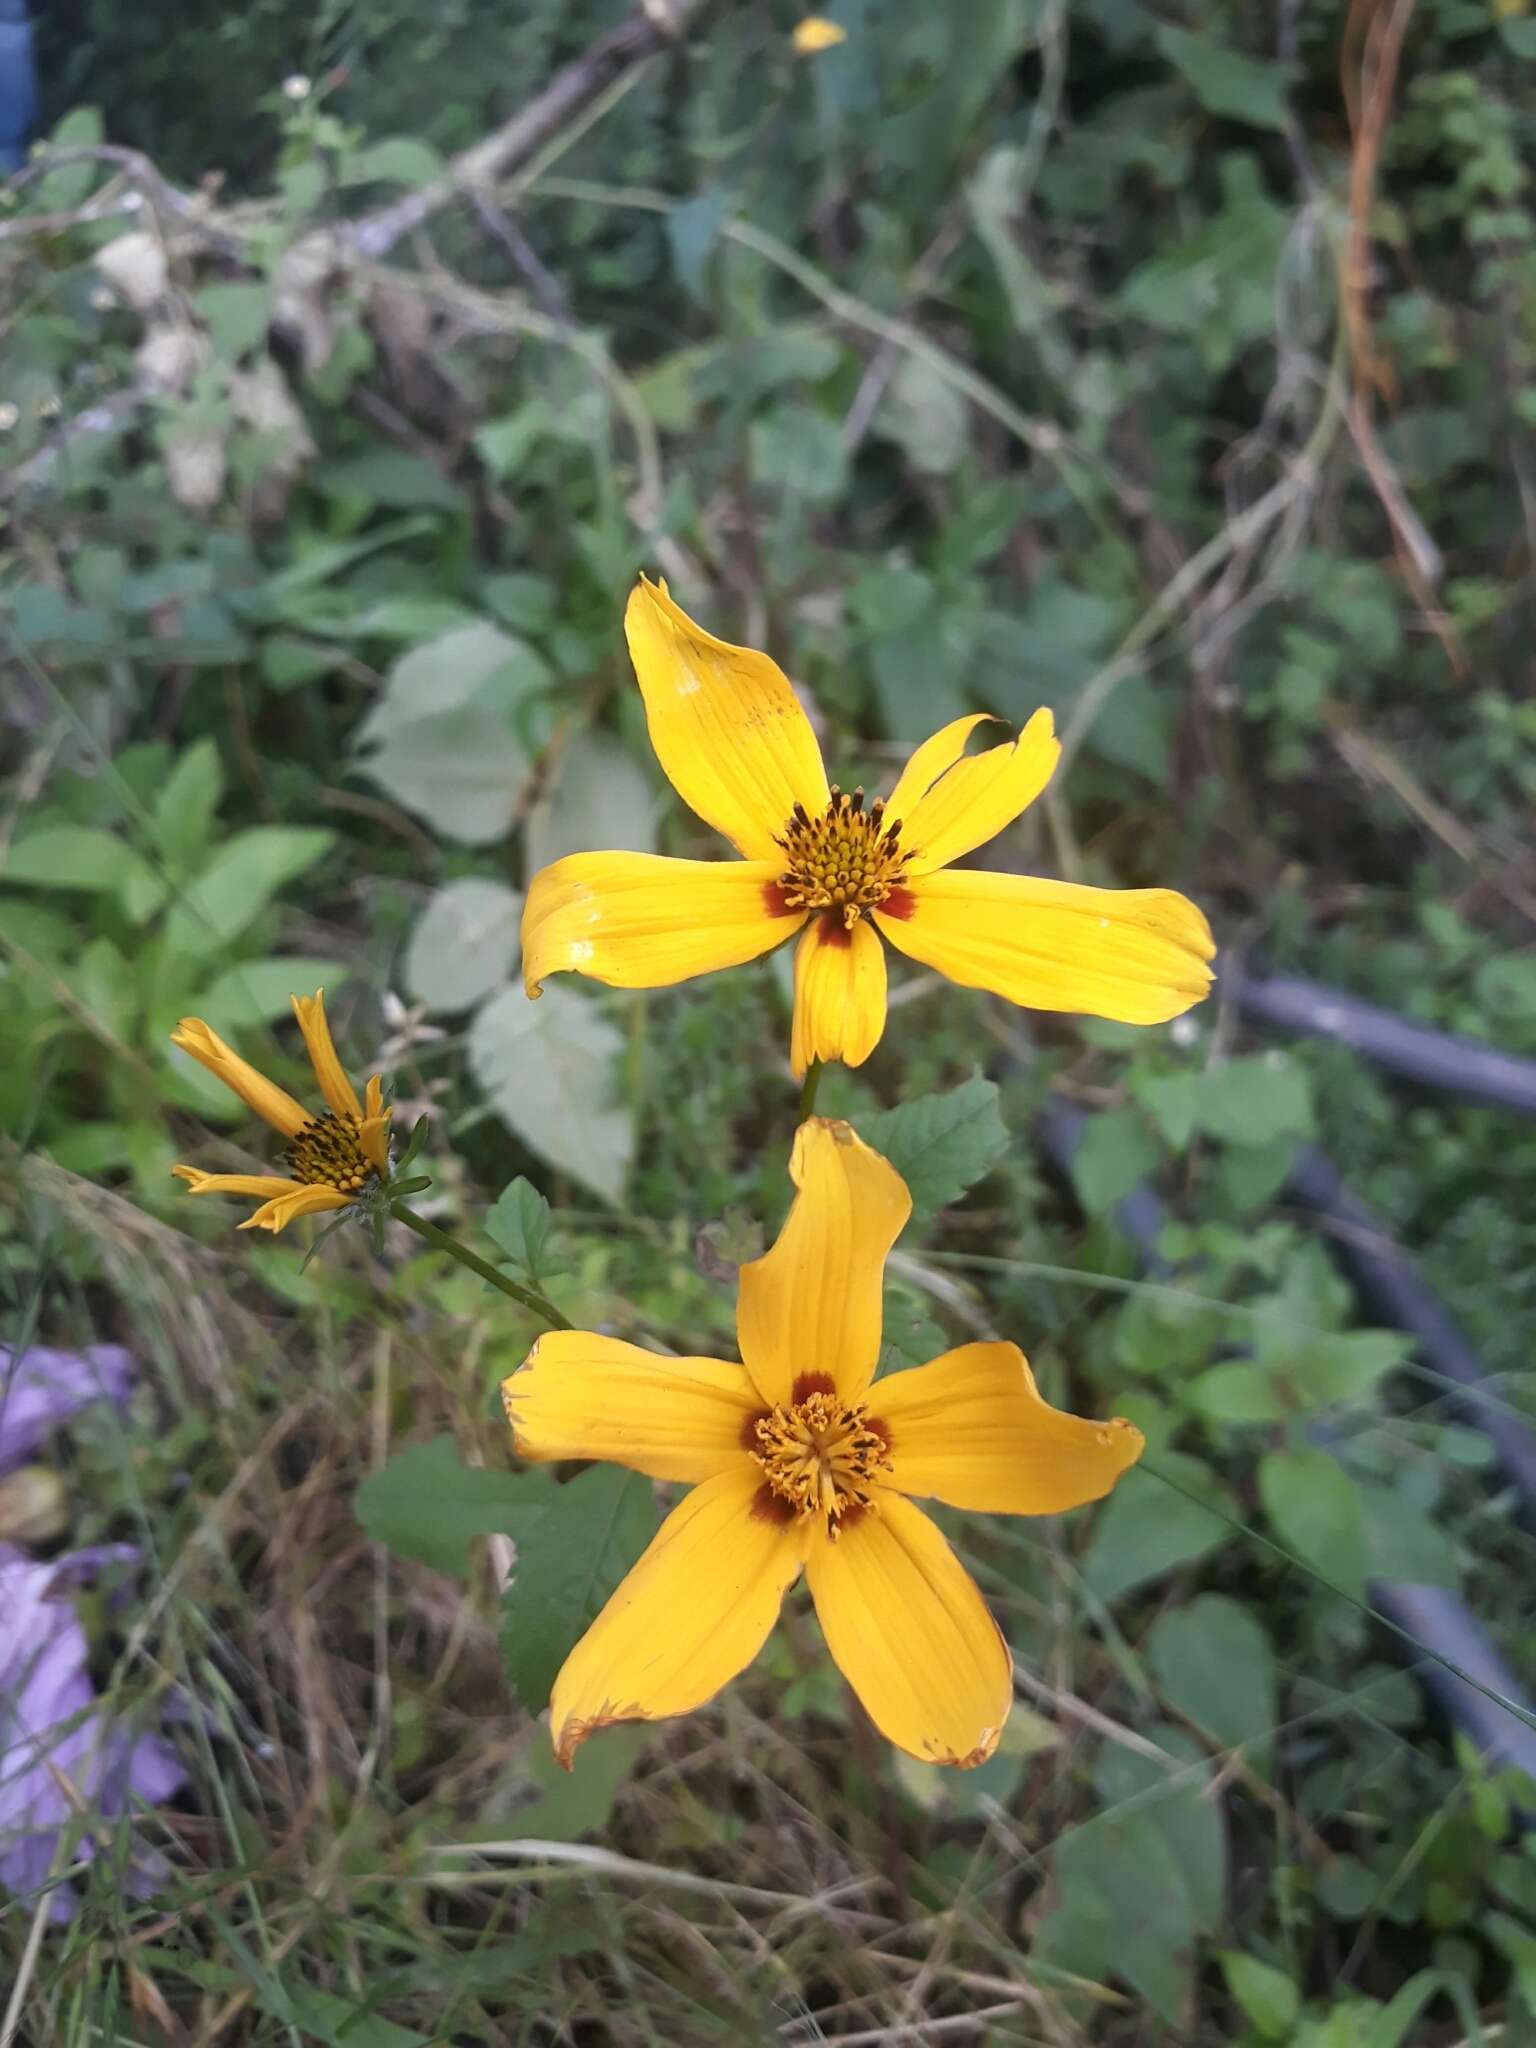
[0,0,38,176]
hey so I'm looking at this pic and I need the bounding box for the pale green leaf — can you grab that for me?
[405,878,523,1014]
[468,983,634,1204]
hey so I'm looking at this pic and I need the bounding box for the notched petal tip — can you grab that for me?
[552,1706,628,1772]
[943,1726,1004,1771]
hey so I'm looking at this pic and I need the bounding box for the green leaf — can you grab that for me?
[666,186,729,303]
[1032,1800,1198,2023]
[405,878,523,1014]
[163,826,334,957]
[345,136,445,188]
[525,732,658,874]
[1258,1447,1366,1601]
[1095,1725,1226,1932]
[1219,1952,1300,2039]
[1070,1107,1162,1216]
[355,1437,555,1580]
[355,623,547,845]
[485,1177,553,1277]
[1155,24,1295,133]
[1359,1480,1458,1589]
[194,282,272,361]
[197,958,347,1029]
[488,1726,648,1843]
[153,738,225,869]
[1147,1594,1278,1765]
[1080,1454,1233,1603]
[1135,1070,1203,1150]
[36,106,105,210]
[1195,1053,1314,1148]
[1185,1361,1287,1424]
[469,983,634,1205]
[499,1465,659,1711]
[876,353,969,476]
[856,1078,1009,1214]
[2,825,130,890]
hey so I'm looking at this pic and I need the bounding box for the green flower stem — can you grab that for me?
[799,1058,824,1121]
[389,1202,572,1331]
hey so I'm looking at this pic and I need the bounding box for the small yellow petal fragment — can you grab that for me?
[793,16,846,51]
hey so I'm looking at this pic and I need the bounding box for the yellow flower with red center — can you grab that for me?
[501,1118,1143,1769]
[522,577,1216,1078]
[169,991,391,1233]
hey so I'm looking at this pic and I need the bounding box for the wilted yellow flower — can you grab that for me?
[792,15,846,52]
[501,1118,1143,1769]
[523,578,1215,1079]
[170,991,390,1232]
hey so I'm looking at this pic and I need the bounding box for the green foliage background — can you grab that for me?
[4,0,1536,2040]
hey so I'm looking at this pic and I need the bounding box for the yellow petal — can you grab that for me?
[522,851,803,998]
[792,15,846,52]
[789,915,887,1081]
[875,869,1215,1025]
[549,1465,806,1768]
[170,1018,309,1138]
[290,990,362,1122]
[872,1342,1144,1514]
[237,1184,352,1233]
[894,708,1059,875]
[171,1166,305,1201]
[882,714,997,832]
[806,1493,1011,1767]
[359,1078,392,1176]
[502,1333,761,1484]
[624,576,830,861]
[736,1117,910,1409]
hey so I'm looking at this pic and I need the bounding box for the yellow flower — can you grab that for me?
[523,578,1215,1078]
[169,991,391,1233]
[792,15,846,52]
[501,1118,1143,1769]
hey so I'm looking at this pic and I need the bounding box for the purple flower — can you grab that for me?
[0,1345,135,1477]
[0,1545,185,1920]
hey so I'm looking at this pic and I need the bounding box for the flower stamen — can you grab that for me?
[752,1389,892,1537]
[776,787,908,930]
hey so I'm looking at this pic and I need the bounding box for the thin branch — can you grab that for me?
[347,0,708,261]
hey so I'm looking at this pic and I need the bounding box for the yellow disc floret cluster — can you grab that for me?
[285,1112,378,1196]
[775,787,908,928]
[751,1382,893,1536]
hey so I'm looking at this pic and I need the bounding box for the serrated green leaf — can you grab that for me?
[356,1436,555,1580]
[485,1176,553,1277]
[499,1466,658,1711]
[857,1078,1008,1214]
